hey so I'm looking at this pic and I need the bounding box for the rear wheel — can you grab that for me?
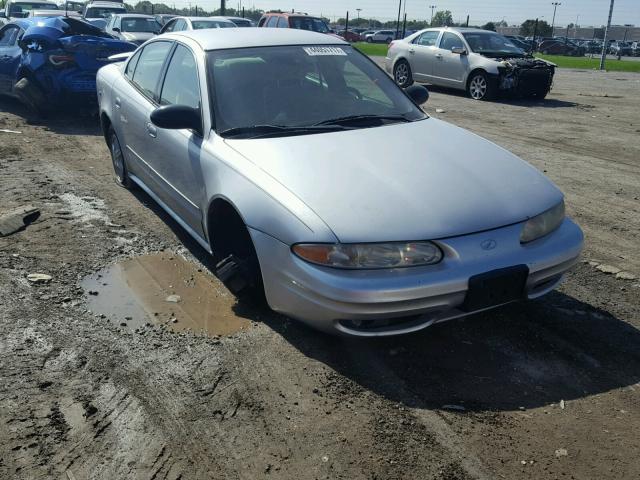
[467,71,496,101]
[366,37,372,43]
[386,37,393,44]
[108,127,132,189]
[13,77,47,115]
[393,59,413,88]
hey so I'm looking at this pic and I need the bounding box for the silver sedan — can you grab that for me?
[96,29,583,336]
[386,27,556,100]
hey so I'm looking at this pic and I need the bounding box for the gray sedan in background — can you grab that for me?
[386,27,556,100]
[105,14,161,45]
[97,29,583,336]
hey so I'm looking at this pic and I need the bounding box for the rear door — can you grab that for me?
[433,31,468,88]
[407,30,440,81]
[117,40,174,188]
[0,25,22,93]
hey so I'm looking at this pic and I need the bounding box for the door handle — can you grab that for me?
[146,122,157,138]
[409,49,415,54]
[114,97,121,109]
[435,54,443,59]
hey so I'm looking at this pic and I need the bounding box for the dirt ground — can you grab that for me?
[0,67,639,480]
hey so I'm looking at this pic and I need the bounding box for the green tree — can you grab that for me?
[520,19,552,37]
[431,10,453,27]
[482,21,496,31]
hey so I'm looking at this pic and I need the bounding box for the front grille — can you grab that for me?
[517,69,553,95]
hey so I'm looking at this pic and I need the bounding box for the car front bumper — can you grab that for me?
[250,218,584,337]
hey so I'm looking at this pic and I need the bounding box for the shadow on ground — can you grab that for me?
[422,84,579,108]
[266,284,640,412]
[0,97,101,136]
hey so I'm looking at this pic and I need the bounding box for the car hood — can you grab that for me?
[120,31,155,43]
[225,118,563,243]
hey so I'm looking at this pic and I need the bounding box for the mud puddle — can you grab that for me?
[81,252,251,335]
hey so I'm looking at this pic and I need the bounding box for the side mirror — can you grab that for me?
[112,27,120,32]
[451,46,467,55]
[150,105,202,134]
[405,84,429,105]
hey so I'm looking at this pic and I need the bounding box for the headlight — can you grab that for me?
[520,200,565,243]
[292,241,443,269]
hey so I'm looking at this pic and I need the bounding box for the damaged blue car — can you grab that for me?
[0,16,135,112]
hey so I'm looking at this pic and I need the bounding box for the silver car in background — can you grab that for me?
[159,15,235,34]
[97,29,583,336]
[105,14,161,45]
[386,27,556,100]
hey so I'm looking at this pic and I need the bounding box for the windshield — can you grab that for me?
[86,7,127,18]
[10,2,57,15]
[289,17,330,33]
[462,32,525,55]
[209,45,425,137]
[121,17,160,32]
[192,20,234,29]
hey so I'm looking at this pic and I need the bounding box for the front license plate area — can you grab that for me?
[462,265,529,312]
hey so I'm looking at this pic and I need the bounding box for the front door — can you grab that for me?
[433,32,469,88]
[145,43,204,236]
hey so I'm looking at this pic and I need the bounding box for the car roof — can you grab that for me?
[10,0,56,3]
[86,1,125,6]
[175,16,235,22]
[165,27,347,51]
[111,13,154,18]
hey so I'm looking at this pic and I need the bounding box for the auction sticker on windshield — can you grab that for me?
[303,46,347,56]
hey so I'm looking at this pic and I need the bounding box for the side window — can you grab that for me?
[162,19,176,32]
[266,16,278,28]
[124,49,142,79]
[174,19,186,31]
[159,45,200,110]
[440,32,464,50]
[276,17,288,28]
[131,41,173,99]
[343,59,393,107]
[0,26,20,47]
[415,31,439,46]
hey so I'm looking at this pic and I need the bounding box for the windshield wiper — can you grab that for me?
[220,124,352,139]
[314,114,412,127]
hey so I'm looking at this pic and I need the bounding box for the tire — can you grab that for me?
[366,37,372,43]
[386,37,392,44]
[108,127,133,189]
[13,77,47,115]
[213,215,265,306]
[393,60,413,88]
[467,71,496,101]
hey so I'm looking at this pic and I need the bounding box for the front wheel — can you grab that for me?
[467,72,496,101]
[108,127,132,189]
[393,60,413,88]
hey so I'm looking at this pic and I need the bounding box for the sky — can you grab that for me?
[220,0,640,26]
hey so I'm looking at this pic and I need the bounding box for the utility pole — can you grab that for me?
[356,8,361,20]
[465,15,469,27]
[551,2,561,36]
[220,0,226,16]
[600,0,615,70]
[429,5,436,25]
[395,0,402,39]
[532,18,539,53]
